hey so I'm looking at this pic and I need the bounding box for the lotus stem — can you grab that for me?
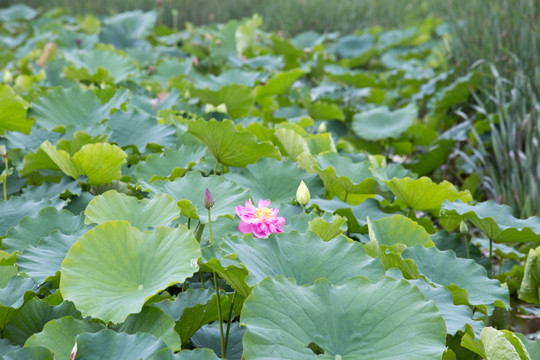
[489,238,493,277]
[208,209,214,246]
[3,154,7,201]
[208,206,225,358]
[223,290,237,357]
[213,272,226,359]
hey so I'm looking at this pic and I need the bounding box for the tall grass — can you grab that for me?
[459,63,540,218]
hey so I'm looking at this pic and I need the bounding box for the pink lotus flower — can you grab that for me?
[235,199,285,238]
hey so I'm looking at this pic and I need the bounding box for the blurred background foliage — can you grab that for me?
[0,0,538,76]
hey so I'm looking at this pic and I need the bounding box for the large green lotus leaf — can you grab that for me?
[187,119,281,167]
[241,276,447,359]
[441,200,540,243]
[224,158,324,206]
[194,70,260,90]
[106,110,177,152]
[235,14,262,55]
[306,133,336,155]
[84,191,180,230]
[115,306,181,351]
[364,241,420,279]
[152,58,192,88]
[310,198,391,233]
[385,177,472,211]
[306,101,345,121]
[411,279,484,336]
[22,141,127,185]
[0,346,53,360]
[369,214,433,249]
[0,4,37,21]
[16,231,82,284]
[63,49,138,83]
[352,104,417,140]
[402,246,509,315]
[30,86,129,131]
[0,85,31,135]
[103,10,157,40]
[60,221,201,323]
[330,34,377,65]
[153,288,232,344]
[2,207,83,253]
[308,213,347,241]
[312,152,380,204]
[480,327,530,360]
[324,64,377,88]
[5,127,61,153]
[191,322,245,360]
[75,329,168,360]
[255,69,305,99]
[130,144,206,183]
[21,177,82,201]
[24,316,103,360]
[201,244,250,298]
[518,248,540,305]
[516,334,540,360]
[274,128,310,160]
[128,90,181,116]
[0,276,38,333]
[0,338,18,354]
[71,143,127,184]
[0,276,38,311]
[431,72,478,115]
[0,198,66,239]
[3,297,80,346]
[149,348,220,360]
[222,231,384,287]
[141,171,250,223]
[192,84,255,118]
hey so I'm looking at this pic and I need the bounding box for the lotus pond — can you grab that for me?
[0,3,539,360]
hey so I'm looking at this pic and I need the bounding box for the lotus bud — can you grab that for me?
[459,221,468,235]
[296,181,310,205]
[215,103,227,113]
[203,188,214,209]
[3,70,12,83]
[0,145,6,160]
[317,121,327,133]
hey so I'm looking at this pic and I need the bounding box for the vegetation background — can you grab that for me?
[2,0,540,216]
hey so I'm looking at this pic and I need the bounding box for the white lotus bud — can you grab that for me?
[296,180,311,205]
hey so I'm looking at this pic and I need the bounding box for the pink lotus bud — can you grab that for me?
[203,188,214,209]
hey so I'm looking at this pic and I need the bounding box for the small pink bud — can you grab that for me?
[203,188,214,209]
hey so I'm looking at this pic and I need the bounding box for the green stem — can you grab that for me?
[3,155,7,201]
[199,272,205,289]
[301,204,306,215]
[208,208,214,246]
[187,218,191,230]
[489,238,493,277]
[464,236,470,259]
[214,161,219,176]
[343,191,348,203]
[223,290,237,357]
[208,206,225,358]
[213,272,225,358]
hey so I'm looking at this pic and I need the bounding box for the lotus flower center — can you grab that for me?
[255,207,273,220]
